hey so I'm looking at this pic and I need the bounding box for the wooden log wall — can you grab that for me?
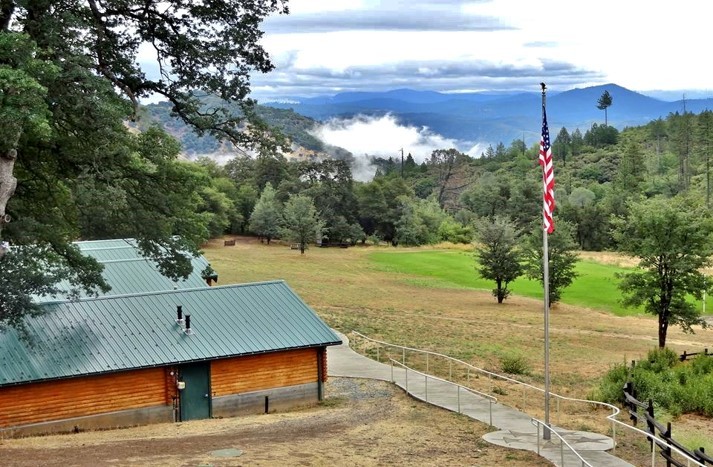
[0,367,168,428]
[211,348,317,396]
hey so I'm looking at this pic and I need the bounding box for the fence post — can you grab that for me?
[647,399,656,449]
[457,386,460,413]
[402,347,406,365]
[680,350,687,362]
[664,422,672,467]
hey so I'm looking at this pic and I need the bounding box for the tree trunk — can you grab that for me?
[0,147,18,254]
[658,314,669,349]
[496,278,504,303]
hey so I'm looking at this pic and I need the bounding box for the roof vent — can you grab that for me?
[184,314,194,335]
[176,305,184,325]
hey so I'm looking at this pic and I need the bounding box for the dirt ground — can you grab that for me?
[0,378,547,467]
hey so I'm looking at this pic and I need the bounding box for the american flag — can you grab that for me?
[539,109,555,234]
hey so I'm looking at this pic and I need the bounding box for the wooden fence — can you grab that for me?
[679,348,710,362]
[223,239,236,246]
[623,381,713,466]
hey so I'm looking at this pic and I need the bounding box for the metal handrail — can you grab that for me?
[351,331,619,413]
[352,331,708,467]
[389,358,497,427]
[530,418,593,467]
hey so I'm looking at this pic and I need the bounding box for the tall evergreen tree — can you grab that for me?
[597,90,613,126]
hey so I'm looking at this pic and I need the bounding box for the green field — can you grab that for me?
[369,249,713,317]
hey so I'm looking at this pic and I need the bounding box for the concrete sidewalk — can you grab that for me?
[328,332,633,467]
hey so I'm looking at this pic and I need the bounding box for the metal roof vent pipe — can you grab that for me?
[184,314,194,335]
[176,305,184,325]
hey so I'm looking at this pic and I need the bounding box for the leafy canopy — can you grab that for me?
[614,196,712,348]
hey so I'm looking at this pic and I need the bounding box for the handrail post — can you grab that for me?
[561,433,565,467]
[449,360,452,380]
[425,374,428,401]
[536,422,540,455]
[377,347,380,363]
[556,397,560,424]
[402,347,405,365]
[651,435,656,466]
[457,385,460,413]
[390,359,394,382]
[426,353,429,373]
[405,366,409,393]
[612,410,616,455]
[467,367,470,382]
[489,400,492,427]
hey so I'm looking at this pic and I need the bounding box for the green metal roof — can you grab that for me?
[0,281,341,387]
[35,239,214,302]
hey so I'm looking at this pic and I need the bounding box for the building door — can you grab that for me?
[179,361,211,421]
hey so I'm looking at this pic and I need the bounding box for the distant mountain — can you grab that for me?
[263,84,713,146]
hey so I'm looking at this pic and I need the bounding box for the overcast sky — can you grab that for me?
[249,0,712,101]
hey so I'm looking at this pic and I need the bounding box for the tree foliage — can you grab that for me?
[249,182,282,244]
[614,196,712,348]
[522,220,579,304]
[0,0,287,330]
[280,195,324,255]
[475,217,522,303]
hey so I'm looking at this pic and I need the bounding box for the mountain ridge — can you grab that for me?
[263,83,713,146]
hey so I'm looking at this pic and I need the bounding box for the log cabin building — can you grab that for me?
[0,240,341,437]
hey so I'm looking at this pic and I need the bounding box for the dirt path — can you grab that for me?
[0,378,547,467]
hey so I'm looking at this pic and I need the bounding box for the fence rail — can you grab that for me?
[679,348,710,361]
[622,381,712,466]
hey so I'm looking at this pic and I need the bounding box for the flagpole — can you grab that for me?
[541,82,552,441]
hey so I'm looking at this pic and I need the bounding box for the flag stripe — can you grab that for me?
[539,109,555,234]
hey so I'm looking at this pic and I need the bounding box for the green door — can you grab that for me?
[179,362,211,421]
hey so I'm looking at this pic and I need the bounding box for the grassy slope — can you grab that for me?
[203,238,713,457]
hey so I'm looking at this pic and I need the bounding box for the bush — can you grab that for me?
[596,348,713,417]
[500,354,531,376]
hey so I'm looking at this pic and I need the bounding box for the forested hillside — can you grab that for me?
[192,110,711,252]
[139,99,354,162]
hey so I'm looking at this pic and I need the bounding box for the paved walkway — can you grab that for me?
[327,332,633,467]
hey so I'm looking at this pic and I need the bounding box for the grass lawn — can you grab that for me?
[369,249,713,316]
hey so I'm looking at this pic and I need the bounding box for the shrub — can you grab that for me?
[596,348,713,417]
[500,354,531,376]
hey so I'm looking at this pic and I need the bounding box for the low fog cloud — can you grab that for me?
[309,114,487,181]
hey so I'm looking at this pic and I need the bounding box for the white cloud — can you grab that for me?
[309,114,488,181]
[249,0,713,101]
